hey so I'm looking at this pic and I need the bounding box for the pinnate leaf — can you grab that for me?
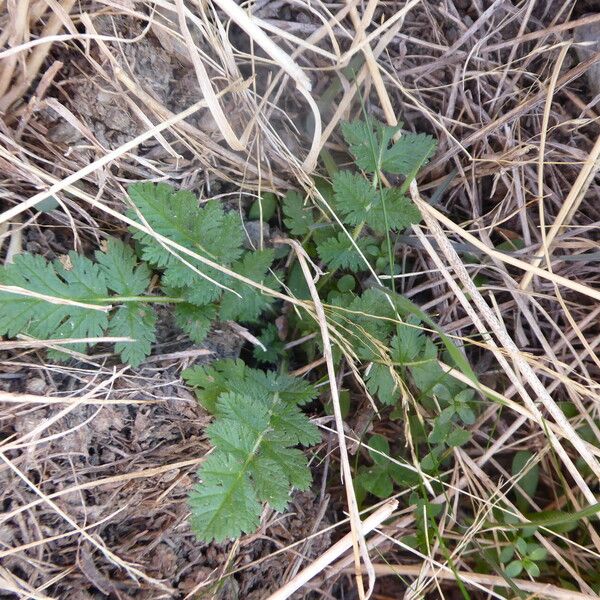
[341,117,437,176]
[127,183,243,301]
[317,232,375,272]
[185,362,319,542]
[0,252,108,355]
[282,190,314,235]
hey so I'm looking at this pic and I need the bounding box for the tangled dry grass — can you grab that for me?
[0,0,599,598]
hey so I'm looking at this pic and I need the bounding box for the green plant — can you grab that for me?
[501,536,547,578]
[182,360,320,542]
[355,434,418,502]
[0,184,278,366]
[1,116,465,547]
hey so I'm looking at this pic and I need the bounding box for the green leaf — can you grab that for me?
[365,363,400,405]
[183,359,246,413]
[390,317,425,364]
[127,183,244,303]
[500,546,515,563]
[317,232,375,272]
[505,560,523,578]
[367,434,391,465]
[512,451,539,510]
[331,171,379,226]
[219,250,277,323]
[356,467,393,499]
[109,304,156,367]
[331,171,421,233]
[337,274,356,293]
[282,190,314,235]
[253,324,286,365]
[249,192,277,221]
[189,453,261,542]
[187,366,319,542]
[174,303,216,344]
[95,237,151,296]
[366,188,421,233]
[523,559,540,578]
[341,117,437,176]
[95,238,156,365]
[0,252,108,355]
[528,547,547,561]
[446,427,471,447]
[428,420,452,445]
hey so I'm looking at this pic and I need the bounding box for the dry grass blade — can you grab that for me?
[2,1,599,597]
[411,181,600,505]
[287,237,373,598]
[267,500,398,600]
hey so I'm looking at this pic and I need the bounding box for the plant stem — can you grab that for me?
[95,295,186,304]
[316,221,365,291]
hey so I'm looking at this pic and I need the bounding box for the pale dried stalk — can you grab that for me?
[0,457,204,526]
[0,336,130,349]
[0,285,111,312]
[0,454,171,590]
[521,129,600,289]
[287,238,373,599]
[362,563,597,599]
[410,183,600,505]
[0,79,248,226]
[174,0,245,151]
[266,500,398,600]
[194,0,321,171]
[411,200,600,303]
[0,0,76,112]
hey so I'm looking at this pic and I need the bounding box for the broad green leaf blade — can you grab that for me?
[174,303,216,344]
[95,237,151,296]
[187,364,318,542]
[250,457,291,511]
[381,132,437,176]
[367,434,391,466]
[365,363,400,406]
[109,304,156,367]
[341,117,437,176]
[189,453,261,543]
[282,190,314,235]
[512,451,540,511]
[182,359,247,414]
[367,188,421,233]
[0,253,108,355]
[391,317,426,364]
[356,466,393,499]
[317,232,375,272]
[127,183,244,300]
[219,250,277,322]
[332,171,379,226]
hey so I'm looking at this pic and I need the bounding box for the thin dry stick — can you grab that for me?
[521,130,600,290]
[0,78,249,226]
[198,0,322,171]
[0,0,76,112]
[410,183,600,505]
[0,453,171,590]
[0,336,131,349]
[412,200,600,303]
[532,43,571,288]
[0,457,204,526]
[359,563,597,600]
[174,0,244,151]
[266,500,398,600]
[0,285,111,311]
[288,238,373,599]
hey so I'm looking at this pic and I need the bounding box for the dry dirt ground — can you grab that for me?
[1,1,600,599]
